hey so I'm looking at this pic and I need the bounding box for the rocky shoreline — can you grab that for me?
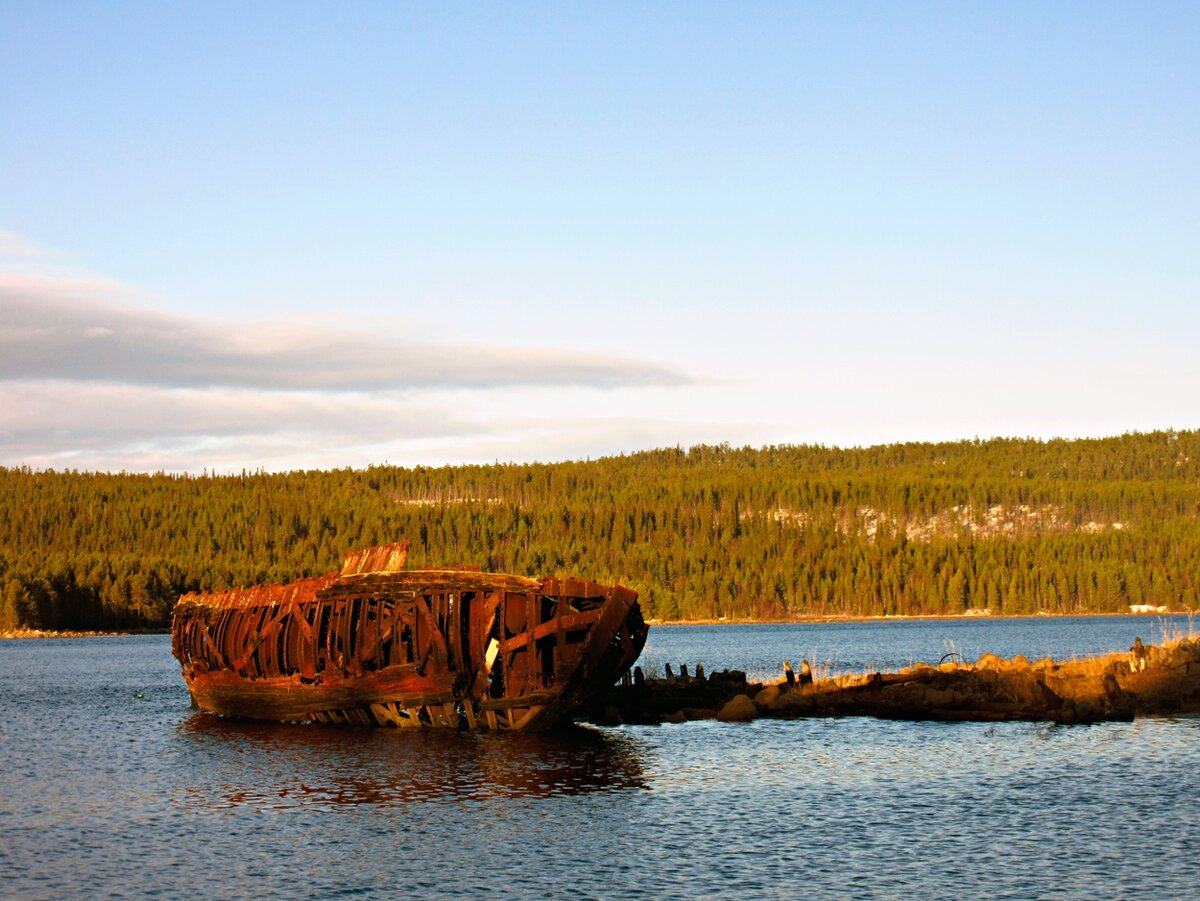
[591,636,1200,727]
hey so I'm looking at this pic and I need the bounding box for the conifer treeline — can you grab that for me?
[2,430,1198,630]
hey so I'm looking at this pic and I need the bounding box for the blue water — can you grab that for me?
[1,619,1198,899]
[640,614,1195,681]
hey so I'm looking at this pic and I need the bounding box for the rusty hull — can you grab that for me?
[171,541,648,730]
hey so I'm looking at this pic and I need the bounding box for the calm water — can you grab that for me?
[2,618,1198,899]
[640,614,1198,681]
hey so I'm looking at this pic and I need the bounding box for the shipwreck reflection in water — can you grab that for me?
[177,714,647,810]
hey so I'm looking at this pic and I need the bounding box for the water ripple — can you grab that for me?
[3,631,1200,899]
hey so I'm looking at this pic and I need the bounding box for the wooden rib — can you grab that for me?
[512,705,544,730]
[230,598,298,671]
[499,608,603,654]
[369,702,391,726]
[479,691,554,711]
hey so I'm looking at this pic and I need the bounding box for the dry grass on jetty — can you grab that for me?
[592,636,1200,727]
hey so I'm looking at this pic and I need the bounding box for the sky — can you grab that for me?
[2,2,1198,474]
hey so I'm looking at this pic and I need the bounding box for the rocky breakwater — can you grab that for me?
[591,636,1200,727]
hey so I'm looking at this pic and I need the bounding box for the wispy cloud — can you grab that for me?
[0,229,56,257]
[0,380,481,470]
[0,273,688,391]
[0,380,742,474]
[0,230,700,472]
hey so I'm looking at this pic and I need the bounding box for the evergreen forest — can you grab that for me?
[2,429,1199,631]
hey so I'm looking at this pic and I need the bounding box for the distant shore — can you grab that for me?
[3,610,1191,639]
[646,610,1193,627]
[0,628,170,640]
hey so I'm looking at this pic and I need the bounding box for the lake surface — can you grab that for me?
[2,617,1198,899]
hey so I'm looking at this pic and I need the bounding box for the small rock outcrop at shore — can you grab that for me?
[590,637,1200,727]
[716,694,758,723]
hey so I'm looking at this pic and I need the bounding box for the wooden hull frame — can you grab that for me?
[171,545,647,731]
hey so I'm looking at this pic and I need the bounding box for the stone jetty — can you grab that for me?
[589,636,1200,727]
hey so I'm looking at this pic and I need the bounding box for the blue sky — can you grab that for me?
[2,2,1197,472]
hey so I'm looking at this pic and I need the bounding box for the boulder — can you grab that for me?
[1164,643,1200,671]
[768,690,814,714]
[923,688,955,707]
[755,685,782,707]
[998,669,1045,708]
[716,694,759,723]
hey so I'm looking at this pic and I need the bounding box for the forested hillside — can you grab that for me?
[2,430,1199,630]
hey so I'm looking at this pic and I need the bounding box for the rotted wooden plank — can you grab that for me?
[230,599,299,671]
[447,592,463,673]
[195,617,228,670]
[468,596,501,700]
[322,569,541,599]
[412,594,450,673]
[369,702,402,726]
[511,705,545,730]
[499,609,603,654]
[340,541,409,576]
[479,691,554,711]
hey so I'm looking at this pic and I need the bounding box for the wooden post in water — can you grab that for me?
[799,659,813,687]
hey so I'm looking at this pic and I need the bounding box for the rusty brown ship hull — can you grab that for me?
[171,542,648,730]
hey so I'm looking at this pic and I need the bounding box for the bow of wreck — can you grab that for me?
[171,541,648,731]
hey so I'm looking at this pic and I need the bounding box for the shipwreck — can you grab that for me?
[171,541,648,731]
